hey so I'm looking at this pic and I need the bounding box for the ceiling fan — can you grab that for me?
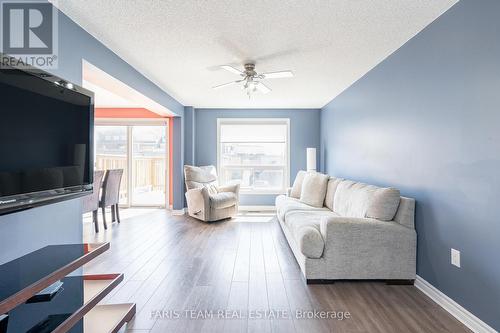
[212,63,294,97]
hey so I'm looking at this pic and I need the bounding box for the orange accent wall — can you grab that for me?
[95,108,165,118]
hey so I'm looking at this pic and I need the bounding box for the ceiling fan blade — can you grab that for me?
[260,70,294,79]
[255,82,271,94]
[220,65,244,75]
[212,80,240,89]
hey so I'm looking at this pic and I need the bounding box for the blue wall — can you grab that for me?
[184,107,195,166]
[1,4,185,263]
[172,116,185,209]
[54,10,186,210]
[0,200,83,265]
[194,108,320,205]
[320,0,500,329]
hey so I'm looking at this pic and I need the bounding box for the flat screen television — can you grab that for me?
[0,56,94,215]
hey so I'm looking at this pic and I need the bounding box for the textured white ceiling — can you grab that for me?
[55,0,457,108]
[83,80,138,108]
[83,60,174,115]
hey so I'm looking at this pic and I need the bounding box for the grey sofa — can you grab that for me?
[184,165,240,222]
[276,171,416,283]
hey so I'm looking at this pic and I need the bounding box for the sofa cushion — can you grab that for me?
[284,210,339,229]
[324,177,343,210]
[209,192,237,209]
[275,195,329,222]
[290,170,307,198]
[366,187,401,221]
[333,180,400,221]
[300,172,329,207]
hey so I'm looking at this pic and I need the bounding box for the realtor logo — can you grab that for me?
[1,0,58,69]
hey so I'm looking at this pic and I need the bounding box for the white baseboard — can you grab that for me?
[171,208,186,215]
[173,206,275,215]
[239,205,276,212]
[415,276,497,333]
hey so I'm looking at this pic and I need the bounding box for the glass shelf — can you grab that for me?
[83,303,136,333]
[0,243,134,333]
[5,274,122,333]
[0,243,109,314]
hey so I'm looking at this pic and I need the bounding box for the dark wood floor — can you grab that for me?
[83,209,471,333]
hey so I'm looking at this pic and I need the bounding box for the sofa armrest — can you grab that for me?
[185,187,210,220]
[286,187,292,197]
[319,216,416,259]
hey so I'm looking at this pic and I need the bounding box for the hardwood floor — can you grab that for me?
[83,209,471,333]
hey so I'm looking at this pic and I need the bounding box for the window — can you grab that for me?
[217,118,290,194]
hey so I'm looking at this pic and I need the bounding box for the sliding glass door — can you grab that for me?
[131,126,167,206]
[95,121,168,207]
[95,126,129,204]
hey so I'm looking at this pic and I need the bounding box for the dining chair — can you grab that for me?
[100,169,124,229]
[82,170,105,232]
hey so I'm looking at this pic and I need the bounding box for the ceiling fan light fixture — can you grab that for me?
[213,63,292,97]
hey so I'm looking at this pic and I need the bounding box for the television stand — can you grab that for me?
[0,243,135,333]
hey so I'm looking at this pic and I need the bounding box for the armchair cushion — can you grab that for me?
[206,184,219,195]
[184,165,218,190]
[210,192,237,209]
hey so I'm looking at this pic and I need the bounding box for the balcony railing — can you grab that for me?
[95,154,165,203]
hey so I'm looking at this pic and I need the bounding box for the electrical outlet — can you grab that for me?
[451,248,461,268]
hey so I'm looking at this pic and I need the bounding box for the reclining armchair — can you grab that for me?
[184,165,240,222]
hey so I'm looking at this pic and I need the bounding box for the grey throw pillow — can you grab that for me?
[290,170,307,198]
[324,177,343,210]
[299,172,329,207]
[366,187,401,221]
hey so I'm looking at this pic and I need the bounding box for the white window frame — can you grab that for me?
[217,118,290,195]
